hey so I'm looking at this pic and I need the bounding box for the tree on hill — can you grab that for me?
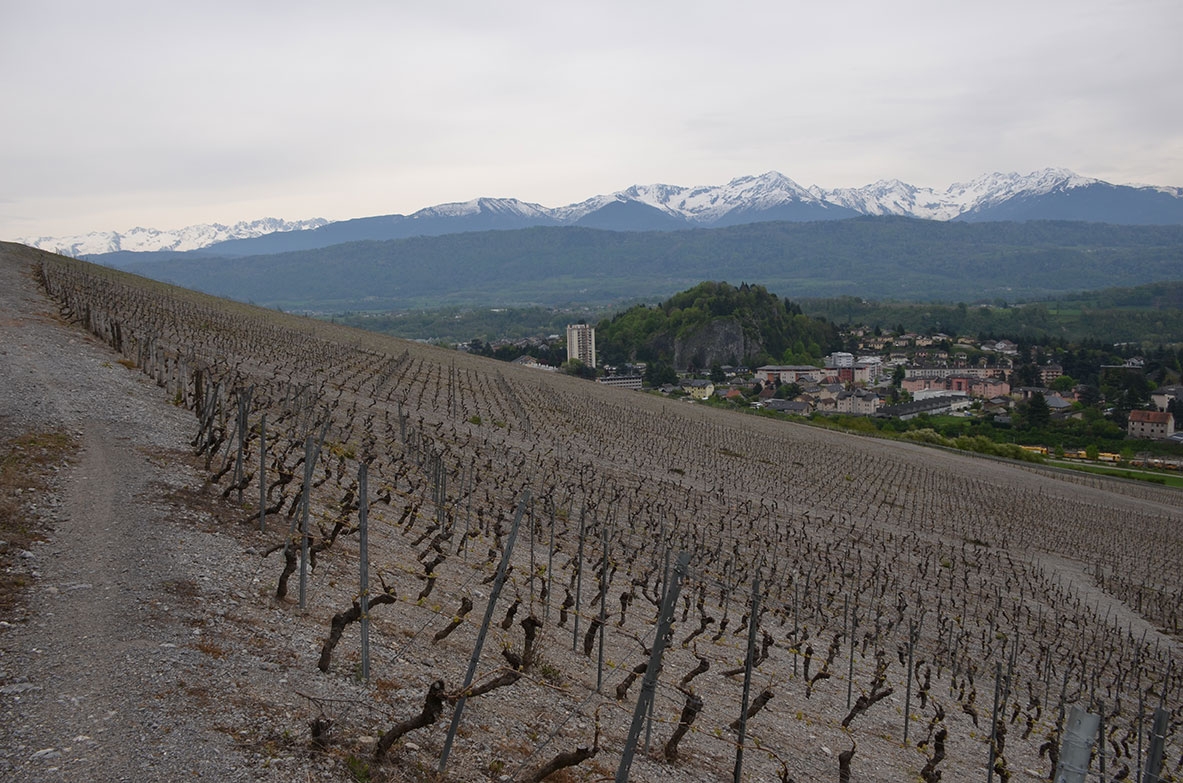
[597,281,839,370]
[1049,374,1076,392]
[643,361,678,388]
[1018,392,1052,429]
[561,359,597,380]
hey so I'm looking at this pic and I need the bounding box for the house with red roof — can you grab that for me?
[1127,410,1175,440]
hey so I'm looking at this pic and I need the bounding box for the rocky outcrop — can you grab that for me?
[673,318,760,371]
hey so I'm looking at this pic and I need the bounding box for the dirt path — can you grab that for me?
[0,252,320,780]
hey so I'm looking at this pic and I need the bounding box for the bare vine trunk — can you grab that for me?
[374,679,447,760]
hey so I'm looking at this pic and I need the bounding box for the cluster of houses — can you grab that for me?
[739,352,1030,419]
[497,325,1180,442]
[657,354,1178,440]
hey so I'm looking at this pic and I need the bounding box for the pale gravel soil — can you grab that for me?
[0,257,351,781]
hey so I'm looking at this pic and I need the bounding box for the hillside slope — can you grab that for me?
[7,244,1180,783]
[114,219,1183,311]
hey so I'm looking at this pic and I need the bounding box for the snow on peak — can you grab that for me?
[945,168,1099,211]
[18,217,328,256]
[819,179,958,220]
[410,197,551,220]
[819,169,1106,220]
[21,168,1178,254]
[603,171,823,222]
[718,171,817,205]
[549,193,622,222]
[1143,184,1183,197]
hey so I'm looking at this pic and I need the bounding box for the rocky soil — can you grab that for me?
[0,255,356,781]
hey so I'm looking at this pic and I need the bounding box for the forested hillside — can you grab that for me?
[114,218,1183,311]
[597,281,840,370]
[803,280,1183,344]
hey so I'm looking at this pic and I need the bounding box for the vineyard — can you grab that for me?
[26,246,1182,781]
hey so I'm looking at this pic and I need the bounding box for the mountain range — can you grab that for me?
[104,219,1183,312]
[17,217,329,257]
[19,168,1183,258]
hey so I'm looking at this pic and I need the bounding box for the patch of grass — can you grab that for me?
[0,429,76,614]
[345,754,371,782]
[538,662,565,685]
[1056,462,1183,488]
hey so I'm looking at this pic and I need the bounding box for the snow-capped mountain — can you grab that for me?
[943,168,1101,215]
[664,172,827,221]
[815,168,1106,220]
[19,217,328,257]
[564,167,1177,226]
[816,179,963,220]
[554,172,849,224]
[408,197,553,221]
[25,169,1183,259]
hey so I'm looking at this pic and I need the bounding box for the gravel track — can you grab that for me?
[0,252,341,781]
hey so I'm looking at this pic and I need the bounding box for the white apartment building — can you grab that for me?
[566,323,596,368]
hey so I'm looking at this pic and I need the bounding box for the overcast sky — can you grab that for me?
[3,0,1181,238]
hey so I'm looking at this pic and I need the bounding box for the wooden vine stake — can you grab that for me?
[258,413,266,532]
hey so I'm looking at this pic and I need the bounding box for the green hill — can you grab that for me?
[596,281,840,370]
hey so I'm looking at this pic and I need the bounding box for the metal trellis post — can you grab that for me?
[734,569,761,783]
[439,491,530,773]
[359,462,370,682]
[617,551,689,783]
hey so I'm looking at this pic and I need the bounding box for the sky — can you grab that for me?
[2,0,1182,239]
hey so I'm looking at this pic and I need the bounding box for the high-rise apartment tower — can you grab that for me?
[566,323,596,368]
